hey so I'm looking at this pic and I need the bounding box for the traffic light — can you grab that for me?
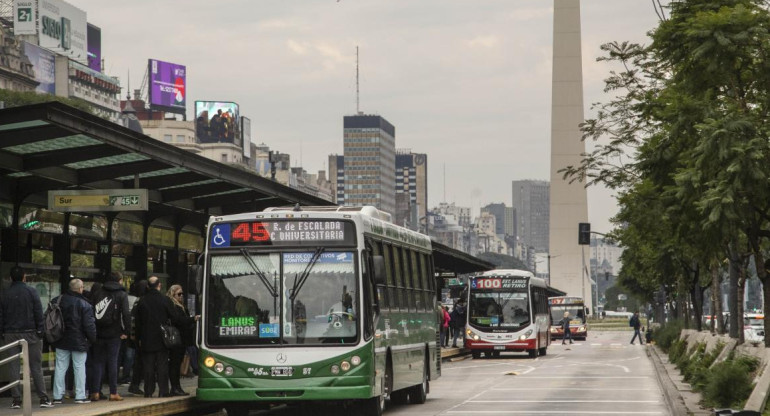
[578,222,590,245]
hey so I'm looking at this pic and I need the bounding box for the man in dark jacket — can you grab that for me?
[135,276,180,398]
[52,278,97,404]
[630,312,644,345]
[0,266,53,408]
[89,272,130,402]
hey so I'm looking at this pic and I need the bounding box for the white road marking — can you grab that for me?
[446,411,664,414]
[469,400,660,403]
[490,387,655,391]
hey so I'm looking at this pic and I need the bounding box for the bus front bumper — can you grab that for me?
[464,338,536,351]
[197,376,374,402]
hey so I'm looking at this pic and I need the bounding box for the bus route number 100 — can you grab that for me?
[474,279,501,289]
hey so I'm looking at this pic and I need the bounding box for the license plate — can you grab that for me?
[494,345,505,350]
[271,367,293,377]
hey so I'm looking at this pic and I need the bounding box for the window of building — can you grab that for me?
[221,154,228,162]
[163,134,172,143]
[176,135,185,143]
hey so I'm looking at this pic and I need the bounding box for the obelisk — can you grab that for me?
[549,0,591,310]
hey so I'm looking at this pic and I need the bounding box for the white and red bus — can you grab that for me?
[548,296,588,340]
[462,269,564,359]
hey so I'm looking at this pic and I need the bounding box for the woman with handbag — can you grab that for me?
[166,285,199,396]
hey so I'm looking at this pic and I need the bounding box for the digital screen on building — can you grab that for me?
[21,42,55,94]
[87,24,101,72]
[209,221,356,248]
[471,277,528,290]
[148,59,186,113]
[195,101,240,144]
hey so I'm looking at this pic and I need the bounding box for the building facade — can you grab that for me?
[511,180,550,252]
[395,150,428,231]
[343,114,396,216]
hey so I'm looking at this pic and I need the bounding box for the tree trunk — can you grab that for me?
[690,264,703,331]
[728,243,740,339]
[712,264,723,334]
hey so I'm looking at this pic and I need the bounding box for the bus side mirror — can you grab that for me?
[188,265,203,295]
[372,255,386,286]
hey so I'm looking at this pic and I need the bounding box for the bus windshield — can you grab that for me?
[206,251,358,346]
[469,290,530,331]
[550,306,586,324]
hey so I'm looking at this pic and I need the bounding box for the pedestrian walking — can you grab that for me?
[89,272,130,402]
[0,266,54,408]
[441,305,451,347]
[135,276,181,397]
[630,311,644,345]
[51,278,97,405]
[561,311,573,345]
[166,284,199,396]
[450,301,466,348]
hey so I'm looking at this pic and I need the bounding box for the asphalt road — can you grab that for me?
[208,330,670,416]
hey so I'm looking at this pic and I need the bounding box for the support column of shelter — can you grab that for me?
[127,221,150,283]
[94,213,117,282]
[53,213,71,288]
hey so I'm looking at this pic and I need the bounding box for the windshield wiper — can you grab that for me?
[289,247,325,302]
[239,248,278,298]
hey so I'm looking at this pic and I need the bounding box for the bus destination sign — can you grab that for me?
[209,220,355,248]
[472,277,527,290]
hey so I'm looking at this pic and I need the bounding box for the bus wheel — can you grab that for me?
[538,346,547,356]
[409,364,428,404]
[390,389,409,405]
[224,404,249,416]
[359,395,385,416]
[492,351,501,358]
[527,348,538,358]
[471,351,481,359]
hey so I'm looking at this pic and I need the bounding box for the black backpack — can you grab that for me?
[43,296,65,344]
[93,289,119,328]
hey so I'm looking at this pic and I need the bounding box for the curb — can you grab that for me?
[647,345,691,416]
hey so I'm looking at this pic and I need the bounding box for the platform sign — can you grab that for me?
[48,189,148,212]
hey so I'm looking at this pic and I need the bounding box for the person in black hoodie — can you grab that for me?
[135,276,181,397]
[88,272,130,402]
[127,279,149,396]
[51,278,97,404]
[165,284,199,396]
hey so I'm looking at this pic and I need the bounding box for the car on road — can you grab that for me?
[744,313,764,343]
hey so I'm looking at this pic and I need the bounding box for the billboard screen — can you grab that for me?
[148,59,186,113]
[241,116,251,159]
[87,24,101,72]
[38,0,88,64]
[195,101,240,145]
[13,0,36,35]
[21,42,56,95]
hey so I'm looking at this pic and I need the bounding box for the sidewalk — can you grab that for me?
[0,376,221,416]
[647,344,712,416]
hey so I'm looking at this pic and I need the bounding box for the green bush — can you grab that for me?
[668,339,688,364]
[654,320,683,351]
[703,355,758,408]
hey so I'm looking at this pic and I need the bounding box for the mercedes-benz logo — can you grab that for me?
[276,353,287,363]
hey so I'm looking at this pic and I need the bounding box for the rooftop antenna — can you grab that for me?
[126,69,130,100]
[356,46,361,115]
[443,163,446,203]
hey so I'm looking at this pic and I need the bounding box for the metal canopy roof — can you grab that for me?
[0,102,333,226]
[431,241,494,274]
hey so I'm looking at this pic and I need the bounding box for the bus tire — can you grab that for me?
[360,395,385,416]
[539,346,547,356]
[471,350,481,359]
[409,363,428,404]
[528,348,538,358]
[391,389,408,405]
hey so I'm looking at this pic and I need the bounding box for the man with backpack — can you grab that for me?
[89,272,130,402]
[0,266,53,409]
[51,278,96,404]
[630,311,644,345]
[450,301,467,348]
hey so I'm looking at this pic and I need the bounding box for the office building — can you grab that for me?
[343,114,396,216]
[512,180,550,252]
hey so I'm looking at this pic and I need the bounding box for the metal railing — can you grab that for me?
[0,339,31,416]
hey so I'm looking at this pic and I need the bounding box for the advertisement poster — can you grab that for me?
[38,0,88,64]
[13,0,36,35]
[87,24,101,72]
[21,42,56,95]
[195,101,240,144]
[148,59,186,113]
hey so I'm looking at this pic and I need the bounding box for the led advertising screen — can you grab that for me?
[21,42,56,95]
[148,59,186,113]
[87,24,101,72]
[195,101,240,145]
[38,0,88,64]
[241,116,251,159]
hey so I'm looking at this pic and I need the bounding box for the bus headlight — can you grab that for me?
[204,356,216,368]
[214,363,224,373]
[330,365,340,375]
[224,366,234,376]
[579,326,586,332]
[519,329,533,340]
[351,356,361,366]
[341,361,351,372]
[465,328,481,341]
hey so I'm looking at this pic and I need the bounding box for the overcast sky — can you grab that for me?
[71,0,664,234]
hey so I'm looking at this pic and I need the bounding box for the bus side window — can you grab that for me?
[360,246,374,340]
[401,247,415,312]
[371,240,386,310]
[383,244,397,310]
[392,246,406,311]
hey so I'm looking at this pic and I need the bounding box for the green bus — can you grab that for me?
[192,206,440,415]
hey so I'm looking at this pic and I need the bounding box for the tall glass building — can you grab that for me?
[343,114,396,216]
